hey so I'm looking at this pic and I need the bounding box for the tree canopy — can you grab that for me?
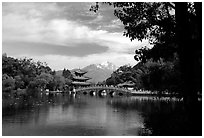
[91,2,202,103]
[2,54,73,96]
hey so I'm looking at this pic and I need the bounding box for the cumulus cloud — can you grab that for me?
[3,7,148,51]
[3,2,150,70]
[103,19,123,29]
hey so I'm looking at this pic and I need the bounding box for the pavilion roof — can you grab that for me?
[73,76,91,80]
[74,69,87,74]
[117,81,135,87]
[72,81,91,86]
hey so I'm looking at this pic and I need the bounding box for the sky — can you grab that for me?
[2,2,150,70]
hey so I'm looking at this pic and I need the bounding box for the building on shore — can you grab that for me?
[117,81,135,90]
[71,69,91,88]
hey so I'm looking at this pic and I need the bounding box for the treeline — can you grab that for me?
[2,53,72,97]
[106,57,182,94]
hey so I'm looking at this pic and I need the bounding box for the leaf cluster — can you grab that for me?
[2,54,73,95]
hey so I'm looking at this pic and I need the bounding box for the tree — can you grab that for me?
[91,2,177,61]
[175,3,202,107]
[62,68,72,79]
[2,54,58,92]
[2,56,22,77]
[35,61,52,75]
[106,65,136,86]
[2,74,15,92]
[29,73,53,90]
[139,59,181,93]
[53,75,65,91]
[91,2,202,104]
[14,75,25,89]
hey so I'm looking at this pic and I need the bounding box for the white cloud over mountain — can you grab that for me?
[17,52,137,70]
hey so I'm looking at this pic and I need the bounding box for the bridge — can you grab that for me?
[74,85,132,96]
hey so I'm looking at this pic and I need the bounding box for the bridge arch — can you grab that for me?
[118,92,123,96]
[109,90,115,96]
[98,89,107,96]
[83,91,88,95]
[90,90,96,96]
[75,85,131,96]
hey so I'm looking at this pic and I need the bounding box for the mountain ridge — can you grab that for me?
[56,61,118,83]
[82,61,117,83]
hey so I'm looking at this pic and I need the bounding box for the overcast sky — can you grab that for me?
[2,2,149,70]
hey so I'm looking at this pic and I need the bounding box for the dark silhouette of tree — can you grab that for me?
[175,2,202,107]
[106,59,181,93]
[91,2,202,105]
[92,4,202,133]
[62,68,72,79]
[91,2,177,61]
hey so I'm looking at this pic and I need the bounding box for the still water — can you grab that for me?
[2,93,201,136]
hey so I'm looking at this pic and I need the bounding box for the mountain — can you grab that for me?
[95,61,117,71]
[82,61,118,83]
[56,62,118,84]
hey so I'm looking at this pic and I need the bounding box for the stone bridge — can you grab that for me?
[75,86,131,96]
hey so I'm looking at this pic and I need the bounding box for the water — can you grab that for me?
[2,93,202,136]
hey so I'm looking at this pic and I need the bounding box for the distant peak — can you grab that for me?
[100,61,111,66]
[95,61,117,71]
[82,62,118,71]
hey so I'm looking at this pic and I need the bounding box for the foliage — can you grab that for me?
[91,2,200,62]
[91,2,177,61]
[140,59,181,93]
[106,58,182,93]
[62,68,72,79]
[106,65,135,86]
[53,75,65,90]
[14,75,25,89]
[2,54,73,95]
[91,2,202,102]
[30,73,53,90]
[2,74,15,92]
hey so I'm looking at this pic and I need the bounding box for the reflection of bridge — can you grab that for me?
[75,86,131,96]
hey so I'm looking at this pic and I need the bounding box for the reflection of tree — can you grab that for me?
[3,94,53,125]
[107,97,201,135]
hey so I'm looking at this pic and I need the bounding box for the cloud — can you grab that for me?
[18,52,138,70]
[3,8,148,52]
[3,2,150,70]
[103,19,123,29]
[3,2,62,19]
[3,41,109,57]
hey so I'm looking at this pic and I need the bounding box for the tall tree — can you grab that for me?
[62,68,72,79]
[175,3,202,107]
[91,2,202,104]
[2,74,15,92]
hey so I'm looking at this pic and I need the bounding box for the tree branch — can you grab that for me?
[168,2,175,9]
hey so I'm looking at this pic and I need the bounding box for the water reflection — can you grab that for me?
[2,93,201,136]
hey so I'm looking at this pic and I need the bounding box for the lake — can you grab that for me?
[2,93,202,136]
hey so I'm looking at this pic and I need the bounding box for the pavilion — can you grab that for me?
[117,81,135,89]
[71,69,91,88]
